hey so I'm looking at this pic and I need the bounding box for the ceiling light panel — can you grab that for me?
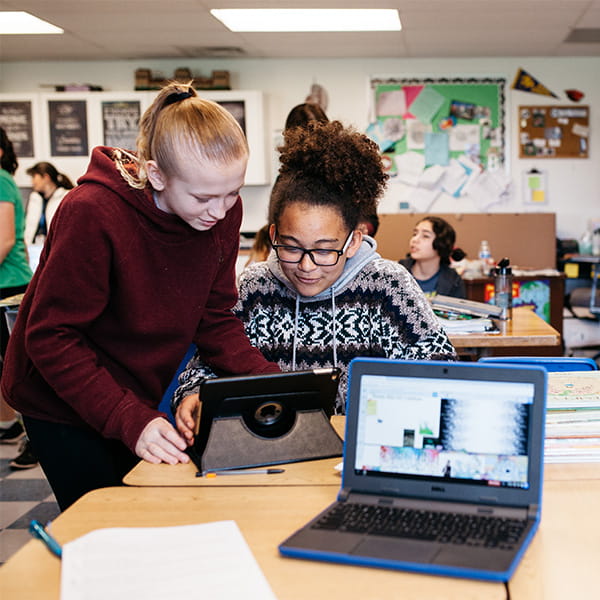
[0,11,63,34]
[210,9,401,32]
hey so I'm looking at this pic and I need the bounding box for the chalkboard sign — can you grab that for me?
[0,101,34,157]
[518,105,589,159]
[48,99,89,157]
[102,100,141,150]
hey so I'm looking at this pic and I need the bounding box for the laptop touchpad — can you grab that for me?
[352,537,438,563]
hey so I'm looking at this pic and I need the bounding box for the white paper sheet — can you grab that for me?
[60,520,277,600]
[394,151,425,186]
[406,186,441,212]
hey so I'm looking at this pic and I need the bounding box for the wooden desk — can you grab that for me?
[125,411,599,487]
[2,478,599,600]
[124,455,343,487]
[509,479,600,600]
[448,306,560,350]
[463,274,565,338]
[124,416,346,487]
[0,486,505,600]
[125,456,600,487]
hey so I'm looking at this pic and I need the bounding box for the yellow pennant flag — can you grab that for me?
[512,68,558,98]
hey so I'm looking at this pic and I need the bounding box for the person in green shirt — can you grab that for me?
[0,126,35,467]
[0,127,32,292]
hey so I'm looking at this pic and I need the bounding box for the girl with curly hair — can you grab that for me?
[174,121,456,440]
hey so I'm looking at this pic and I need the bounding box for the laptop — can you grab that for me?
[279,358,546,582]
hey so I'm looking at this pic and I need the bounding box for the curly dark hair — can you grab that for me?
[417,216,457,265]
[269,120,388,231]
[0,127,19,175]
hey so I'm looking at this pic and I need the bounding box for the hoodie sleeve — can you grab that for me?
[171,352,217,412]
[371,260,458,361]
[22,188,161,451]
[172,261,275,411]
[191,198,280,377]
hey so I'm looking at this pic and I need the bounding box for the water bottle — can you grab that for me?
[478,240,493,276]
[592,227,600,257]
[494,257,513,320]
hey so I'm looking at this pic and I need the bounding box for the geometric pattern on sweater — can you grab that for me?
[174,257,456,414]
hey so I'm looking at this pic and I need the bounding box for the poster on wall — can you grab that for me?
[102,100,141,150]
[518,105,589,159]
[0,101,34,157]
[484,279,551,323]
[217,100,246,135]
[48,100,89,157]
[368,77,509,212]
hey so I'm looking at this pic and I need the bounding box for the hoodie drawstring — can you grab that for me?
[292,294,300,370]
[331,289,338,367]
[292,289,338,369]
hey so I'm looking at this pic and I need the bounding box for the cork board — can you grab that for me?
[518,105,589,159]
[376,213,556,270]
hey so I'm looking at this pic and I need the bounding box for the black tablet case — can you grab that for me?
[189,368,343,473]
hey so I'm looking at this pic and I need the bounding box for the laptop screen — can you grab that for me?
[354,374,535,490]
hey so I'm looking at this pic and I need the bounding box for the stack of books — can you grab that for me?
[544,371,600,463]
[431,295,501,335]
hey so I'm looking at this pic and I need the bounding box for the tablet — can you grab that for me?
[189,368,342,473]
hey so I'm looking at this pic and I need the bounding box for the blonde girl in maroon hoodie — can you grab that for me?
[2,82,278,510]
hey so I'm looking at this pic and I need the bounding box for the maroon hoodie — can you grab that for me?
[1,147,278,452]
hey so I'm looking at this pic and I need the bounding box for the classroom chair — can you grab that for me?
[478,356,598,372]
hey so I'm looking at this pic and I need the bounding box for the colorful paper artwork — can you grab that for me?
[409,86,446,124]
[369,77,507,211]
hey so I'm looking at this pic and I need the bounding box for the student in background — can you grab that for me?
[358,212,379,237]
[284,102,328,130]
[0,127,36,468]
[400,216,466,299]
[1,83,279,511]
[174,121,456,441]
[25,162,75,245]
[244,224,271,268]
[0,127,31,301]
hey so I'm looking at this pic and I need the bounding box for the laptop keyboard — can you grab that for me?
[312,503,527,549]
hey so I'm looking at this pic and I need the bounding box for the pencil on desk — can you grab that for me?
[197,468,285,477]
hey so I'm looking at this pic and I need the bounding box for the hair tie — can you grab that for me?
[163,90,193,107]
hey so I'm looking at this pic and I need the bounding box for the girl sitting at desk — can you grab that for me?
[400,216,466,299]
[174,121,456,442]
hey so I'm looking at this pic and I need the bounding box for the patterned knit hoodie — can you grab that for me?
[173,236,456,414]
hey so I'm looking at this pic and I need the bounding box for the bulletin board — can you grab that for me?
[369,77,506,173]
[518,105,589,159]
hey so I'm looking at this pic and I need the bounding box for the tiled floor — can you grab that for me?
[0,442,59,565]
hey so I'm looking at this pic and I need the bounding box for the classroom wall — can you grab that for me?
[1,56,598,247]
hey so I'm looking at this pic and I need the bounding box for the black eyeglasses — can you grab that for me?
[272,231,354,266]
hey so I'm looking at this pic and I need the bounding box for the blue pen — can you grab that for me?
[29,520,62,558]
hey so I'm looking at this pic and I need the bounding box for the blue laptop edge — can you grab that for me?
[278,358,547,582]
